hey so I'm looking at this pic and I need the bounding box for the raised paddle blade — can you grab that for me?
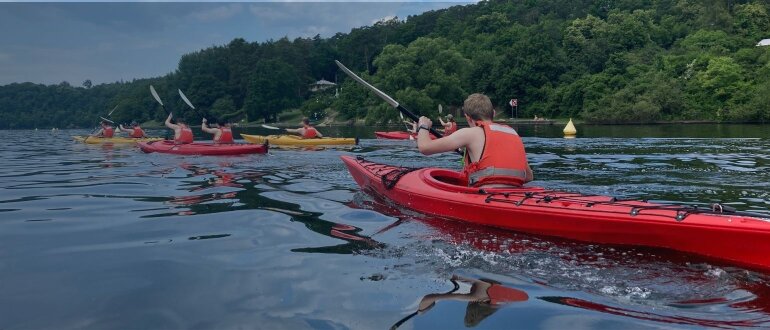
[262,124,280,130]
[438,104,443,114]
[178,89,195,109]
[150,85,163,106]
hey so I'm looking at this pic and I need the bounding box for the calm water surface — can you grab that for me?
[1,124,769,330]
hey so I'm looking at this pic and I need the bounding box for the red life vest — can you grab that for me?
[102,126,114,138]
[175,125,193,144]
[303,126,318,139]
[445,122,458,135]
[130,126,145,138]
[216,127,234,144]
[463,123,529,187]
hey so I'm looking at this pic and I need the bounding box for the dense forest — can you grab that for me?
[1,0,769,129]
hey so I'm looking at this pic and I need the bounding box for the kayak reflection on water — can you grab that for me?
[391,275,529,329]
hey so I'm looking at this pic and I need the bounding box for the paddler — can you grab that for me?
[92,120,115,138]
[201,118,234,144]
[285,117,323,139]
[438,114,458,135]
[416,93,533,187]
[119,121,146,138]
[164,113,194,144]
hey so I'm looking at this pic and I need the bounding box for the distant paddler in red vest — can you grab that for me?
[164,113,193,144]
[201,118,234,144]
[438,114,458,135]
[286,118,323,139]
[416,93,533,188]
[120,121,146,138]
[93,120,115,138]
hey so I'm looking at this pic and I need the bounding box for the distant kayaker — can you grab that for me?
[202,118,234,144]
[92,120,115,138]
[438,114,458,135]
[164,113,194,144]
[416,93,533,187]
[120,121,146,138]
[286,118,323,139]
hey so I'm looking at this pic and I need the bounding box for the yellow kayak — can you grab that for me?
[241,134,358,146]
[73,135,164,144]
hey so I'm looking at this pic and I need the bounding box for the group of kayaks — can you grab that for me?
[74,131,770,272]
[72,133,359,156]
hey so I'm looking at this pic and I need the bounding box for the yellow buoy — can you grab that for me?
[563,118,577,137]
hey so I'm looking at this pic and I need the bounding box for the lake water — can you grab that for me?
[1,124,769,329]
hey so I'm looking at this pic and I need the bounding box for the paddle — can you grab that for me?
[84,105,119,143]
[335,60,446,139]
[178,89,209,121]
[335,60,460,153]
[262,124,280,130]
[149,85,170,115]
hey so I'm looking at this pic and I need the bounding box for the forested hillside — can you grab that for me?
[1,0,768,129]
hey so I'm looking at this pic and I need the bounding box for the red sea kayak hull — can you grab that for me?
[341,156,770,271]
[138,140,268,155]
[374,131,436,140]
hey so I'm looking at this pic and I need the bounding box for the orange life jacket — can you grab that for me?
[445,122,458,135]
[175,125,193,144]
[102,125,114,138]
[216,127,234,144]
[303,126,318,139]
[463,122,529,187]
[130,126,145,138]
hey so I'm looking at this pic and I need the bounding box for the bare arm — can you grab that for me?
[164,113,179,130]
[316,130,323,138]
[416,116,480,156]
[201,120,217,134]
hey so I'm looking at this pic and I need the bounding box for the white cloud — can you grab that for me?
[188,3,243,22]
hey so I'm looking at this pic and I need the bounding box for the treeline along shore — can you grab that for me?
[1,0,768,129]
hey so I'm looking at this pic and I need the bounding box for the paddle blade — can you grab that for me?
[100,116,115,124]
[178,89,195,109]
[150,85,163,106]
[438,104,443,114]
[262,124,280,130]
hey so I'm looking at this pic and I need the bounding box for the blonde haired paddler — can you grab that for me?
[416,93,533,188]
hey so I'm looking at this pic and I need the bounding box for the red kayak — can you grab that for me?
[341,155,770,271]
[374,131,436,140]
[138,140,268,156]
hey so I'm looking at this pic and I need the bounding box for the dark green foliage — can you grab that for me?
[2,0,769,128]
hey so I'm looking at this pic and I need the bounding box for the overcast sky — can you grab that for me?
[0,1,473,87]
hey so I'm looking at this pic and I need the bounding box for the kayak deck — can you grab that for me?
[241,134,357,146]
[341,155,770,271]
[138,140,268,155]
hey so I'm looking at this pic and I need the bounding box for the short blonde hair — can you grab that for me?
[463,93,494,121]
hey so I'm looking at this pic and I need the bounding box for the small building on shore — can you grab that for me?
[310,79,336,92]
[757,39,770,47]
